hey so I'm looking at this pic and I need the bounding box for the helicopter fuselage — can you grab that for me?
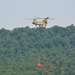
[32,18,48,27]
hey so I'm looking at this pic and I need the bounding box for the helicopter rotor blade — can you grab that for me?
[34,16,43,19]
[48,18,55,20]
[23,17,55,20]
[36,17,43,19]
[34,17,55,20]
[34,16,45,19]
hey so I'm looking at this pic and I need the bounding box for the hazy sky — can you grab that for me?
[0,0,75,30]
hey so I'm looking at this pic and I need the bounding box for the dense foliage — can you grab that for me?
[0,25,75,75]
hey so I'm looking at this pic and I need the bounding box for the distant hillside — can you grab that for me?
[0,25,75,75]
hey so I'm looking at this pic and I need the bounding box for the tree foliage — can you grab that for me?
[0,25,75,75]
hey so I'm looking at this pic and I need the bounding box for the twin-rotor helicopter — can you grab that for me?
[24,17,55,27]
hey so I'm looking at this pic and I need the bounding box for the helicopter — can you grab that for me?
[24,17,55,27]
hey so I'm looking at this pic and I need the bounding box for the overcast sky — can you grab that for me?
[0,0,75,30]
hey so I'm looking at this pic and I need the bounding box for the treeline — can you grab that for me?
[0,24,75,75]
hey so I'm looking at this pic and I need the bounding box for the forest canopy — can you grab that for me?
[0,24,75,75]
